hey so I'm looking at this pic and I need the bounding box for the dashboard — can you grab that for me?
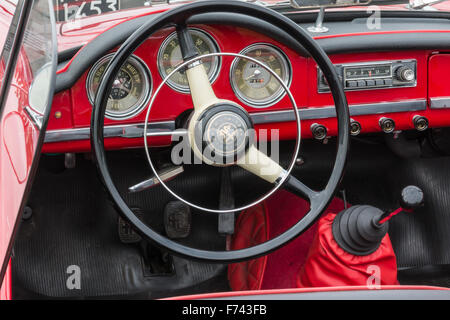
[41,10,450,154]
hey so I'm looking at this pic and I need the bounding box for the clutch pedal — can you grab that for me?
[118,208,144,244]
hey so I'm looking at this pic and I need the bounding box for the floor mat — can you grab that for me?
[385,157,450,269]
[11,154,229,299]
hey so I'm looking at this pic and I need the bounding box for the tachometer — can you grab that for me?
[230,44,291,108]
[157,28,220,92]
[87,53,152,120]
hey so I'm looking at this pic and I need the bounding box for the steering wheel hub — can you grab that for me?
[193,103,253,165]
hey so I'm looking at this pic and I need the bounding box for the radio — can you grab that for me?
[318,60,417,93]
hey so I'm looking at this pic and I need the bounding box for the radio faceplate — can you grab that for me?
[318,60,417,93]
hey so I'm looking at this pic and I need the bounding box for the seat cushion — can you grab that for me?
[228,190,348,291]
[228,202,269,291]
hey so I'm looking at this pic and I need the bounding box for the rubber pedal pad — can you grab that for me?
[164,201,191,239]
[118,208,144,244]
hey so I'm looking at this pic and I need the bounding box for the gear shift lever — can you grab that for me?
[297,186,424,288]
[378,185,424,225]
[332,186,424,256]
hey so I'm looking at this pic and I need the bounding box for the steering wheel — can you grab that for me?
[91,0,350,263]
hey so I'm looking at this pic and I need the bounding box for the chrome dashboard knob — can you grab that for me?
[396,66,415,82]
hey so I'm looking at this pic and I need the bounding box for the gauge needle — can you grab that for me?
[120,86,131,93]
[112,79,131,93]
[244,69,262,81]
[120,77,131,88]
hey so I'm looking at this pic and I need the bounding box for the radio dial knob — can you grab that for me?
[396,66,415,82]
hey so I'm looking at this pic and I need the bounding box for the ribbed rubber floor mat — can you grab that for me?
[11,154,228,299]
[386,157,450,268]
[339,142,450,284]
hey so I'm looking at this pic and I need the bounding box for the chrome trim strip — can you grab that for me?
[25,106,43,130]
[44,100,426,143]
[430,97,450,109]
[44,121,176,143]
[251,100,427,124]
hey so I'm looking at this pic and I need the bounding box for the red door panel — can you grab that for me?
[0,0,57,294]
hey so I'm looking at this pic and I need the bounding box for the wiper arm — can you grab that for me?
[410,0,446,9]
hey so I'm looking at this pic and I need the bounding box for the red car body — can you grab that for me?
[2,0,450,300]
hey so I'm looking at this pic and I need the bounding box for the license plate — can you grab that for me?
[55,0,120,22]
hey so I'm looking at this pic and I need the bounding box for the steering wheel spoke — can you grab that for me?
[238,144,285,184]
[238,145,322,209]
[176,24,220,113]
[283,175,323,210]
[185,63,220,112]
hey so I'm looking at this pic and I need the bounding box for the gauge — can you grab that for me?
[87,53,152,120]
[157,28,220,92]
[230,44,291,108]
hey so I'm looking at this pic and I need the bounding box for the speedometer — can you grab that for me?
[157,28,220,93]
[87,53,152,120]
[230,44,291,108]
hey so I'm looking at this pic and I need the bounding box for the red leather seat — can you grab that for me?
[228,191,347,291]
[228,202,269,291]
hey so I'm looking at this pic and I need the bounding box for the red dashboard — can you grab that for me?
[42,17,450,154]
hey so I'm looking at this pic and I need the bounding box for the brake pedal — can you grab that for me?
[164,201,191,239]
[118,208,143,244]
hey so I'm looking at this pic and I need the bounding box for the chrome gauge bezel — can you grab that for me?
[87,53,152,120]
[157,28,221,93]
[230,43,292,108]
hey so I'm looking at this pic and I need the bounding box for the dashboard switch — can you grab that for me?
[357,80,366,87]
[413,115,429,131]
[350,119,362,136]
[311,123,328,140]
[379,117,395,133]
[346,80,358,88]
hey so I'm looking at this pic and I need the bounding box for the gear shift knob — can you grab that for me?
[377,185,423,225]
[400,185,424,210]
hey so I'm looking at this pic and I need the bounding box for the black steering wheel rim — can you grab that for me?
[91,0,350,263]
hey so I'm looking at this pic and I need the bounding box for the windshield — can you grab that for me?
[55,0,185,21]
[54,0,450,23]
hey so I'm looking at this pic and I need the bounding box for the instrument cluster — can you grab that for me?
[85,27,293,120]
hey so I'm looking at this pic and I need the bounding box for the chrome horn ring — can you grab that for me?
[143,52,301,214]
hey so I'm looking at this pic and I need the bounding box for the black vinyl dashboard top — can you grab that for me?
[55,11,450,93]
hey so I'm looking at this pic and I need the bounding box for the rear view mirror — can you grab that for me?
[290,0,372,9]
